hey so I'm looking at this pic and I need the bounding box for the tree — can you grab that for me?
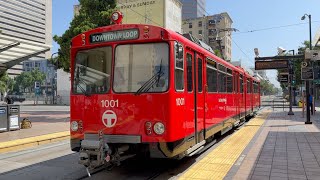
[0,72,14,95]
[53,0,116,72]
[13,69,45,93]
[260,79,278,95]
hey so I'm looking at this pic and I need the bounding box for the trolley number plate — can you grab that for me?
[101,99,119,108]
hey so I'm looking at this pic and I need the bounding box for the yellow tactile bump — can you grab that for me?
[0,131,70,153]
[179,110,270,180]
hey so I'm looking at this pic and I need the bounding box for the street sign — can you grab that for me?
[305,49,320,61]
[255,60,288,70]
[311,50,320,61]
[255,55,304,61]
[301,67,314,80]
[34,81,40,89]
[279,73,289,83]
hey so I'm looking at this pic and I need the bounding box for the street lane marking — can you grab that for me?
[179,110,270,180]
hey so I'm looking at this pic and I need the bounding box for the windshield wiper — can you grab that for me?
[75,77,91,97]
[135,60,164,95]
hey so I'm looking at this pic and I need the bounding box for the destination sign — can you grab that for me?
[279,73,289,83]
[301,67,314,80]
[255,60,288,70]
[90,29,139,43]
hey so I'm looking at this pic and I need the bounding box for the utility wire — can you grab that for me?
[234,21,320,35]
[231,38,253,65]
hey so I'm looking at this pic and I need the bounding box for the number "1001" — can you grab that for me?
[101,99,119,108]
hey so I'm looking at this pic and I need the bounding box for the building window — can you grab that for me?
[199,30,202,35]
[189,22,192,28]
[198,21,202,27]
[189,31,192,35]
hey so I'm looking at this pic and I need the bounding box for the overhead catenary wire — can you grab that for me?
[233,21,320,35]
[231,38,253,66]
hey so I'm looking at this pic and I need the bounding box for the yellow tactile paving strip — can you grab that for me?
[179,110,270,180]
[0,131,70,153]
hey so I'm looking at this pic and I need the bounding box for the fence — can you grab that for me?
[261,99,290,111]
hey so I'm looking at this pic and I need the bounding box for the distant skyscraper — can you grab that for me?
[180,0,206,20]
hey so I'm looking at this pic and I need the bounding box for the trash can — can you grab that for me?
[0,105,8,132]
[7,105,20,130]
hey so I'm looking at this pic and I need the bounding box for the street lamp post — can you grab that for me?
[50,52,58,105]
[301,14,312,124]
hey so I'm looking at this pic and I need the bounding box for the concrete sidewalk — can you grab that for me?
[0,109,70,153]
[228,107,320,180]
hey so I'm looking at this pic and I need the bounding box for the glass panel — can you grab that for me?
[226,75,232,93]
[73,46,112,94]
[240,78,243,93]
[198,58,202,92]
[206,64,217,92]
[175,42,184,91]
[114,43,169,93]
[187,53,193,92]
[218,72,226,92]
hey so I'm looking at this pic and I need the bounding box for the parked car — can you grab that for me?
[5,95,26,104]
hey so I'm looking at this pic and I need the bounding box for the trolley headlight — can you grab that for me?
[153,122,165,135]
[71,121,79,131]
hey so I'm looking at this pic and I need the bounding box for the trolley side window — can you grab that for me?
[198,58,203,92]
[226,68,233,93]
[218,64,226,93]
[187,53,193,92]
[175,42,184,91]
[240,75,243,93]
[206,60,217,92]
[247,79,251,93]
[73,46,112,94]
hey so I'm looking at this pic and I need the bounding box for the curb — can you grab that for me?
[0,131,70,153]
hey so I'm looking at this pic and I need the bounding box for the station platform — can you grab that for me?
[0,108,69,153]
[179,107,320,180]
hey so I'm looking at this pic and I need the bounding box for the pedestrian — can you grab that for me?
[310,94,313,115]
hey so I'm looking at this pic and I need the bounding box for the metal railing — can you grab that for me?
[261,99,290,111]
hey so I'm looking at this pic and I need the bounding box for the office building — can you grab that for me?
[182,12,233,61]
[117,0,182,33]
[180,0,206,20]
[0,0,52,76]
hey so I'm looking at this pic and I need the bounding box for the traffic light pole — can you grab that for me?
[288,60,294,115]
[305,14,312,124]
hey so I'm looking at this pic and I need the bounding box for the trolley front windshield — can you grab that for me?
[113,43,169,93]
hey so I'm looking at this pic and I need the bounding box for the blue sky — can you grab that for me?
[53,0,320,87]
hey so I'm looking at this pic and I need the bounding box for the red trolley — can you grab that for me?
[70,14,260,170]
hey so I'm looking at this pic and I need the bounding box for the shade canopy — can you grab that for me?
[314,29,320,48]
[0,33,51,71]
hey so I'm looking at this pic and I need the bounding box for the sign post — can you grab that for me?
[34,81,40,105]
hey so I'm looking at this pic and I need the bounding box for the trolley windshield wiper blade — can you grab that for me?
[135,60,164,95]
[75,77,91,97]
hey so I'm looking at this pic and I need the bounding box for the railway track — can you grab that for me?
[77,114,258,180]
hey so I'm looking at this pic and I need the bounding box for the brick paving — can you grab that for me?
[230,107,320,180]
